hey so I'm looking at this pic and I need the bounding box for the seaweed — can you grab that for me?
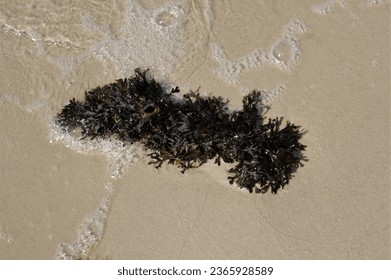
[56,68,306,194]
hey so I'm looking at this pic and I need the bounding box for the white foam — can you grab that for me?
[0,1,190,84]
[362,0,386,6]
[213,44,266,85]
[311,0,386,15]
[203,0,215,32]
[313,0,390,15]
[74,1,187,77]
[55,185,113,260]
[213,19,308,89]
[0,224,14,243]
[49,123,141,179]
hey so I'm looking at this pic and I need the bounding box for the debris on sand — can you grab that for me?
[57,69,306,194]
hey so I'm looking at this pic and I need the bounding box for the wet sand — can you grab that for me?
[0,0,390,259]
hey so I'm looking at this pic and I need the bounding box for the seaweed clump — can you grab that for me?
[56,69,306,194]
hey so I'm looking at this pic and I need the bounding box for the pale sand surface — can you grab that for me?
[0,0,390,259]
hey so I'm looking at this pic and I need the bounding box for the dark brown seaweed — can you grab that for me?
[56,69,307,194]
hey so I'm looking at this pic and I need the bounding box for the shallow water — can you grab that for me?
[0,0,389,259]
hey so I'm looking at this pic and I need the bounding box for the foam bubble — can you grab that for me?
[153,5,184,28]
[155,10,177,27]
[67,122,86,139]
[271,39,295,69]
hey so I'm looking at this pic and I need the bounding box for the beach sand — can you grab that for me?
[0,0,389,259]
